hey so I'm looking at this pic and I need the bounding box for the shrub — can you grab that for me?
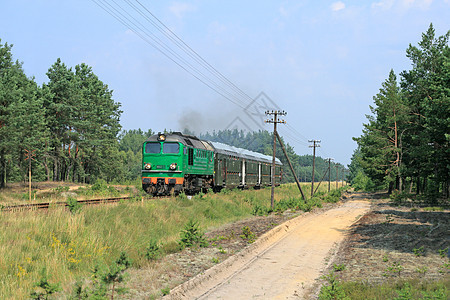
[66,197,82,214]
[145,240,161,261]
[252,204,269,216]
[240,226,256,244]
[29,268,61,299]
[319,272,347,300]
[179,219,208,248]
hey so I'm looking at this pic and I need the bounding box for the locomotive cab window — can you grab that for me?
[145,142,161,154]
[162,143,180,154]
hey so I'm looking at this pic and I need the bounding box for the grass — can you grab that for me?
[338,278,449,299]
[0,179,141,206]
[0,181,345,298]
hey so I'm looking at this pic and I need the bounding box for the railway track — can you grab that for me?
[1,196,135,212]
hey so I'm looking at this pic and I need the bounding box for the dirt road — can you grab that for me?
[166,197,371,299]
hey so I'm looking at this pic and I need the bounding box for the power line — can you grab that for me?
[92,0,252,109]
[92,0,320,155]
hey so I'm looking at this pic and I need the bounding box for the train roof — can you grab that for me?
[209,141,282,165]
[145,132,214,151]
[145,132,282,165]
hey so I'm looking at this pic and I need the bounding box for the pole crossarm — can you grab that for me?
[308,140,321,197]
[265,110,287,209]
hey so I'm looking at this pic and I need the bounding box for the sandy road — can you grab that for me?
[166,197,370,299]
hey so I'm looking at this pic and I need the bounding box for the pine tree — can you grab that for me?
[354,70,407,191]
[400,24,450,198]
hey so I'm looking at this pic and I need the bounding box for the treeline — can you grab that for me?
[199,129,343,184]
[349,24,449,200]
[0,39,154,187]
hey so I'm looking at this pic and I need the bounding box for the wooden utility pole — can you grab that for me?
[309,140,320,197]
[265,110,286,209]
[327,158,333,192]
[275,131,305,200]
[335,163,340,190]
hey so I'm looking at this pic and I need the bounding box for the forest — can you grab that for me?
[0,39,338,188]
[349,24,449,201]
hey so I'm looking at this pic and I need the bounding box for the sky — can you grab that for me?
[1,0,449,167]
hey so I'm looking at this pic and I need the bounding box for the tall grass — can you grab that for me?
[0,183,347,298]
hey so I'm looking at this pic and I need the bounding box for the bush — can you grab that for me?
[252,204,269,216]
[240,226,256,244]
[319,272,348,300]
[390,190,413,204]
[66,197,82,214]
[145,240,161,260]
[179,219,208,248]
[29,268,61,299]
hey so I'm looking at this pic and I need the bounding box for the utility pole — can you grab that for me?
[309,140,320,197]
[327,158,334,192]
[265,110,286,209]
[335,163,340,190]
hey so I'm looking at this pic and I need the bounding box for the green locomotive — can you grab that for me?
[141,132,282,195]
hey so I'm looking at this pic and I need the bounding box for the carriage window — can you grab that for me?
[188,148,194,165]
[145,142,160,154]
[163,143,180,154]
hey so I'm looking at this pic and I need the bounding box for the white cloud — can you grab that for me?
[331,1,346,11]
[169,2,195,19]
[371,0,394,10]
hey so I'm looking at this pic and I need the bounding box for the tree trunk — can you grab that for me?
[416,176,420,195]
[0,150,5,189]
[42,159,50,181]
[53,157,59,181]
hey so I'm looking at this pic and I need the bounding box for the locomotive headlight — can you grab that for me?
[144,163,152,170]
[158,134,166,141]
[169,163,177,170]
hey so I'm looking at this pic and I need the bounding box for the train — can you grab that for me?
[141,132,282,195]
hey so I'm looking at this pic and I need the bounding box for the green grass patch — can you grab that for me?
[337,278,449,299]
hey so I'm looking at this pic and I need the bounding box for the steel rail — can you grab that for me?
[1,196,134,212]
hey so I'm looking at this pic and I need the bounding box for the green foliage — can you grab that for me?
[319,272,348,300]
[252,203,270,216]
[340,279,449,299]
[91,252,131,299]
[438,248,448,259]
[413,246,425,257]
[66,197,82,214]
[211,257,220,264]
[29,268,61,299]
[324,190,342,203]
[393,282,413,300]
[384,261,404,277]
[145,240,161,261]
[352,24,450,197]
[332,263,346,272]
[390,190,413,204]
[70,279,89,300]
[160,287,170,296]
[240,226,256,244]
[179,219,208,248]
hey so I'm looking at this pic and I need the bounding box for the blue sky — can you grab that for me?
[1,0,449,166]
